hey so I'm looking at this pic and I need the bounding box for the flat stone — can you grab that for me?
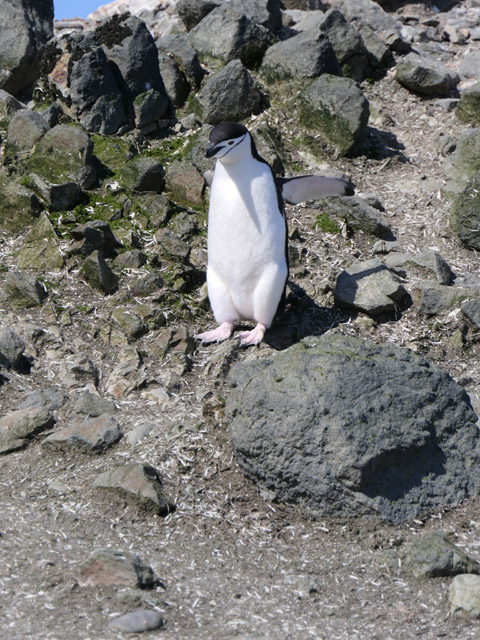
[412,282,480,315]
[0,407,54,454]
[94,462,175,515]
[2,271,47,308]
[334,258,410,316]
[78,549,157,588]
[126,422,156,445]
[108,609,164,633]
[320,196,393,239]
[72,390,117,417]
[42,414,122,453]
[402,532,480,578]
[384,250,454,285]
[16,389,65,412]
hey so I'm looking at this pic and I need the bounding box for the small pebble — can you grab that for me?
[107,609,164,633]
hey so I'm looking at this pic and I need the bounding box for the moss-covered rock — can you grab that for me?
[456,82,480,125]
[92,135,136,176]
[2,271,48,308]
[450,171,480,250]
[0,170,41,232]
[24,124,98,210]
[119,156,165,193]
[444,127,480,192]
[299,74,370,155]
[16,212,64,271]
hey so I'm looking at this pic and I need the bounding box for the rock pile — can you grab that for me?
[1,0,480,637]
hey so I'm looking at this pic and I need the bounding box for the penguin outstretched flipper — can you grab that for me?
[203,170,354,204]
[277,175,354,205]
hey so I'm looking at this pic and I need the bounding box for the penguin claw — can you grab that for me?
[195,322,233,344]
[238,323,266,347]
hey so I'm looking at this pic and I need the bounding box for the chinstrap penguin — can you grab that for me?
[196,122,353,347]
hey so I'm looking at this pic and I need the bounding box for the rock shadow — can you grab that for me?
[357,431,447,505]
[264,281,353,350]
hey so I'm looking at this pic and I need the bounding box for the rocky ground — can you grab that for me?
[2,0,480,639]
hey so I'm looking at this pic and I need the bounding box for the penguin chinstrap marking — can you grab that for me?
[195,122,289,347]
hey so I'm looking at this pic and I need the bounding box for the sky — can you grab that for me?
[54,0,106,20]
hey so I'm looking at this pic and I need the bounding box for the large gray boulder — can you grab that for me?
[342,0,409,52]
[188,5,273,68]
[191,60,268,124]
[47,15,171,135]
[0,0,54,97]
[396,50,460,97]
[260,28,341,82]
[318,10,369,81]
[227,334,480,524]
[299,74,370,155]
[68,46,125,135]
[157,34,204,90]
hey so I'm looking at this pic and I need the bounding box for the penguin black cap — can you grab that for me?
[206,122,249,158]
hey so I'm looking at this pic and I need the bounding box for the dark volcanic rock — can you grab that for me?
[47,14,171,135]
[188,5,273,69]
[192,60,268,124]
[177,0,221,31]
[260,28,341,82]
[227,334,480,524]
[0,0,54,97]
[318,9,369,81]
[0,327,26,370]
[299,74,370,155]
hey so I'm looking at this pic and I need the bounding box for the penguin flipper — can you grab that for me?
[278,175,355,205]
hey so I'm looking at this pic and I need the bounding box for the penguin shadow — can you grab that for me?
[264,268,413,351]
[263,281,352,351]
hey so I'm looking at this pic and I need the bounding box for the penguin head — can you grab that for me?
[206,122,251,164]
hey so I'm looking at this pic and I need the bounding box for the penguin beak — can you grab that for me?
[206,143,222,158]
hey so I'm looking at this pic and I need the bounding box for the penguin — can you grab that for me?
[195,122,353,347]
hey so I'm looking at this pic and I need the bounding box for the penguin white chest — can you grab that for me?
[207,160,287,324]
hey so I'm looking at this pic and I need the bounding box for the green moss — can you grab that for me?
[91,135,136,176]
[313,212,341,234]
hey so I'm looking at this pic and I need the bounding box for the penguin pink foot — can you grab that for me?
[195,321,233,344]
[238,323,266,347]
